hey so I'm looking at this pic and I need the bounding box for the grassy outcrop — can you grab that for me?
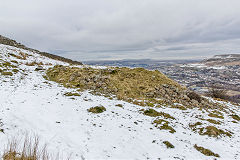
[46,65,217,108]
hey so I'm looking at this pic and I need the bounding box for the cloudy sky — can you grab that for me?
[1,0,240,61]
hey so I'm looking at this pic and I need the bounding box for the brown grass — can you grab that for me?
[25,62,43,66]
[3,134,50,160]
[194,144,220,157]
[46,65,185,106]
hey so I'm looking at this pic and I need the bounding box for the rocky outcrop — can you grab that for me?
[46,65,218,109]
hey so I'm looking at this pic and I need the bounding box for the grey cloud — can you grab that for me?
[0,0,240,60]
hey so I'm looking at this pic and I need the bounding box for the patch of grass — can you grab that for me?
[9,53,25,60]
[115,104,123,108]
[146,102,155,107]
[87,105,106,114]
[189,122,202,131]
[163,141,175,148]
[194,144,220,157]
[12,69,19,73]
[199,126,232,137]
[190,122,231,137]
[171,104,187,110]
[1,72,13,76]
[230,115,240,121]
[2,62,17,68]
[143,109,175,119]
[11,60,18,64]
[64,92,80,96]
[3,135,51,160]
[25,61,43,66]
[153,119,176,133]
[206,119,221,125]
[208,113,224,119]
[143,109,161,117]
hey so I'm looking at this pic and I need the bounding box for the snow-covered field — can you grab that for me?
[0,44,240,159]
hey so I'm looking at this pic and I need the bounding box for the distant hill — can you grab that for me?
[0,35,82,65]
[202,54,240,66]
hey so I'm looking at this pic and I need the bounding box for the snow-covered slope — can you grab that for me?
[201,54,240,66]
[0,44,240,159]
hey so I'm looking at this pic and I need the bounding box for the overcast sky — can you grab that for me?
[1,0,240,61]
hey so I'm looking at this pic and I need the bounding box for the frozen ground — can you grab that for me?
[0,44,240,159]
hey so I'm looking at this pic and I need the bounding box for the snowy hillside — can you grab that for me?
[201,54,240,66]
[0,44,240,159]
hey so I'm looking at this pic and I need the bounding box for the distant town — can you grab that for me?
[84,57,240,101]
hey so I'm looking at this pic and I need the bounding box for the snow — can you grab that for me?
[181,63,226,70]
[0,44,240,159]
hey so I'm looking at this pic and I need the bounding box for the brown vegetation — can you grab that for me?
[87,106,106,113]
[194,144,220,157]
[46,65,220,109]
[3,135,50,160]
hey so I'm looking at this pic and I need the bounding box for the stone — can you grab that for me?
[35,66,44,71]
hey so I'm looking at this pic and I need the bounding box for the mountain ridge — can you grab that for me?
[201,53,240,66]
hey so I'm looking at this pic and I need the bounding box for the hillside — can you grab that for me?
[0,35,82,65]
[0,39,240,159]
[201,54,240,66]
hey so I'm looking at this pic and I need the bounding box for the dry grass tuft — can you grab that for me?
[25,61,43,66]
[194,144,220,157]
[3,134,50,160]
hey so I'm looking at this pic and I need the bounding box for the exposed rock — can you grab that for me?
[35,66,44,71]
